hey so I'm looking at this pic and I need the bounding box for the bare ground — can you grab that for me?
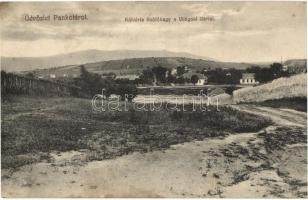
[1,104,307,198]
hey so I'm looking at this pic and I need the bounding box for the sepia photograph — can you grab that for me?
[0,1,307,198]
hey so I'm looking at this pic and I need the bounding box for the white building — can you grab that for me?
[183,72,208,85]
[196,78,206,86]
[282,65,288,71]
[171,68,177,76]
[49,74,56,79]
[115,74,139,80]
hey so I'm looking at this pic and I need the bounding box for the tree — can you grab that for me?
[225,86,237,95]
[259,68,274,83]
[191,75,199,85]
[176,66,186,77]
[116,83,137,102]
[207,68,226,84]
[166,69,176,83]
[139,68,154,85]
[152,66,167,83]
[224,68,243,84]
[270,63,283,78]
[175,77,185,84]
[25,72,35,78]
[79,65,90,80]
[75,65,138,101]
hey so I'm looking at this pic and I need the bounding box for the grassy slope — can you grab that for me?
[1,96,271,169]
[220,73,307,104]
[256,97,307,112]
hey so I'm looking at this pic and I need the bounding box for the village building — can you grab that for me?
[49,74,56,79]
[101,73,116,79]
[115,74,139,80]
[282,65,288,71]
[196,78,206,85]
[171,68,177,76]
[184,66,189,72]
[183,72,208,85]
[240,73,259,85]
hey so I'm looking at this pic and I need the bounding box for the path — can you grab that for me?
[231,105,307,127]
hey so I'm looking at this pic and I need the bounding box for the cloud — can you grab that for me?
[2,30,47,41]
[0,2,306,62]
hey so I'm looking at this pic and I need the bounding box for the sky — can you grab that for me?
[0,1,306,62]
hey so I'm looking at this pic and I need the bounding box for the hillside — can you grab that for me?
[284,59,307,73]
[1,49,214,72]
[26,57,254,78]
[216,73,307,105]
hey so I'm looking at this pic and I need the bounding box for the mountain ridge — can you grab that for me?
[25,56,258,78]
[1,49,214,72]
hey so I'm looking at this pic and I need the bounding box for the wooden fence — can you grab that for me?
[1,71,83,97]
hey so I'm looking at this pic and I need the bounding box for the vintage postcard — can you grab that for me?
[1,1,307,198]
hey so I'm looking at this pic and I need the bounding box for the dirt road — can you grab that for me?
[231,105,307,128]
[2,105,307,198]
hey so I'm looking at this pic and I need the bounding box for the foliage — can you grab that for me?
[191,74,199,85]
[76,61,296,88]
[1,70,82,97]
[116,83,138,101]
[246,63,289,83]
[206,68,243,84]
[25,72,35,78]
[225,86,237,95]
[137,68,154,85]
[75,65,137,100]
[176,66,186,76]
[166,69,176,83]
[152,66,167,83]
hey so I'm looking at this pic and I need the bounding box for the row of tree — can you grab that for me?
[135,62,290,85]
[246,63,289,83]
[205,63,290,84]
[74,65,137,101]
[135,66,198,85]
[39,63,290,100]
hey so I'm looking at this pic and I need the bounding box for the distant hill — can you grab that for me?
[1,49,214,72]
[283,59,307,74]
[26,57,255,79]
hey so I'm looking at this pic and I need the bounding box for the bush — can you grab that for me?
[115,83,137,101]
[74,65,138,101]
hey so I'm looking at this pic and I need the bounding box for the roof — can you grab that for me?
[208,87,225,96]
[242,73,255,79]
[116,74,139,80]
[182,72,206,80]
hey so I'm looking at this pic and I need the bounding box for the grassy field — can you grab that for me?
[232,74,307,103]
[255,97,307,112]
[137,85,241,95]
[1,95,271,169]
